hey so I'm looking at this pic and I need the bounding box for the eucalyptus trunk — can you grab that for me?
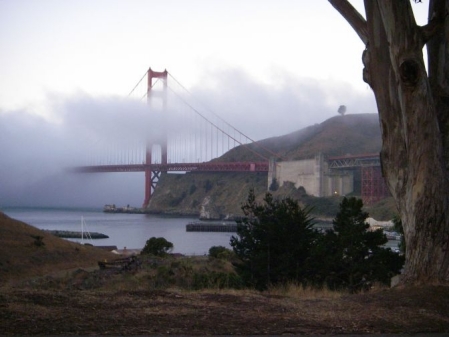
[329,0,449,283]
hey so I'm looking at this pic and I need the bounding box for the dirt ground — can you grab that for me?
[1,272,449,336]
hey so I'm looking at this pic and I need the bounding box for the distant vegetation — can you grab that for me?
[218,113,382,162]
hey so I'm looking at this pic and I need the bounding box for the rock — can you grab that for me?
[199,196,222,220]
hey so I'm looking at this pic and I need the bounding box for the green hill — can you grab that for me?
[147,113,396,220]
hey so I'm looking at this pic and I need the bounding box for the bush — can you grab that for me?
[169,191,187,207]
[31,235,45,247]
[208,246,233,260]
[192,271,243,290]
[140,256,242,290]
[141,237,173,256]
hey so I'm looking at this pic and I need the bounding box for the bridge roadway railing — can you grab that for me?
[327,153,380,169]
[72,161,269,173]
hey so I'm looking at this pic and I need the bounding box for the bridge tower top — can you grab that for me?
[147,68,168,90]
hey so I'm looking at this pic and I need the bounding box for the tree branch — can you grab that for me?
[328,0,368,44]
[421,0,447,43]
[420,3,447,43]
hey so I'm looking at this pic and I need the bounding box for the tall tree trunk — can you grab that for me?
[329,0,449,283]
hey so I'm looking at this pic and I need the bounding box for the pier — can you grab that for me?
[186,222,237,232]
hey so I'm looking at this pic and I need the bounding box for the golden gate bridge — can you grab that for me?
[73,67,387,207]
[73,68,280,207]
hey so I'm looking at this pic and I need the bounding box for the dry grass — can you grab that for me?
[0,211,115,285]
[2,281,448,335]
[266,282,345,299]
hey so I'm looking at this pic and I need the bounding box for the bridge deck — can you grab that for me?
[72,161,269,173]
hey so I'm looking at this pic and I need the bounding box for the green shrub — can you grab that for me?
[31,235,45,247]
[192,271,243,290]
[141,237,173,256]
[169,191,187,207]
[208,246,233,260]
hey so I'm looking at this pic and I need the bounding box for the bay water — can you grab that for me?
[2,207,234,256]
[2,207,399,255]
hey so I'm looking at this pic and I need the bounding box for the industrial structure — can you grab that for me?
[269,153,389,204]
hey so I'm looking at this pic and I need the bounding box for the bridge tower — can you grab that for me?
[361,166,390,205]
[143,68,168,208]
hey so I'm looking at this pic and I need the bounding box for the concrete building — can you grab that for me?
[268,154,353,197]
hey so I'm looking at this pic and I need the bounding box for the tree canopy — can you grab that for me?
[311,197,404,292]
[231,191,404,291]
[230,189,317,289]
[141,237,173,256]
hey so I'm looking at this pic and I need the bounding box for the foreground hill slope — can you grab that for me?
[0,212,115,285]
[148,113,392,219]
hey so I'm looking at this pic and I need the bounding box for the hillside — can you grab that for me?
[147,113,395,219]
[217,113,382,162]
[0,211,115,285]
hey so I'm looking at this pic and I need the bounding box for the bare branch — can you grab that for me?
[328,0,368,44]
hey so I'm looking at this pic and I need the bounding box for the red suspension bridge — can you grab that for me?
[73,67,388,207]
[74,68,278,207]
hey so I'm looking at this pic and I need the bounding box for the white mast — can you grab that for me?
[81,216,84,244]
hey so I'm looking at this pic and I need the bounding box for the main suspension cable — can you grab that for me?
[167,72,283,160]
[128,70,149,96]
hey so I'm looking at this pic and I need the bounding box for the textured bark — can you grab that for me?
[329,0,449,283]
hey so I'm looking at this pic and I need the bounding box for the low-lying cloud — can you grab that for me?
[0,68,377,208]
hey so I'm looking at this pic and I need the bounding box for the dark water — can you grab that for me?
[2,207,234,255]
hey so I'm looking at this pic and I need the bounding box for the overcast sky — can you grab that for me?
[0,1,429,208]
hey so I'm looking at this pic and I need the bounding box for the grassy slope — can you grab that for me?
[0,211,115,285]
[218,113,382,161]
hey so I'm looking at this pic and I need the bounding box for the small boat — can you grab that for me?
[81,216,93,244]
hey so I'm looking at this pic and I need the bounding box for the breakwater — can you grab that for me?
[186,222,237,232]
[45,230,109,239]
